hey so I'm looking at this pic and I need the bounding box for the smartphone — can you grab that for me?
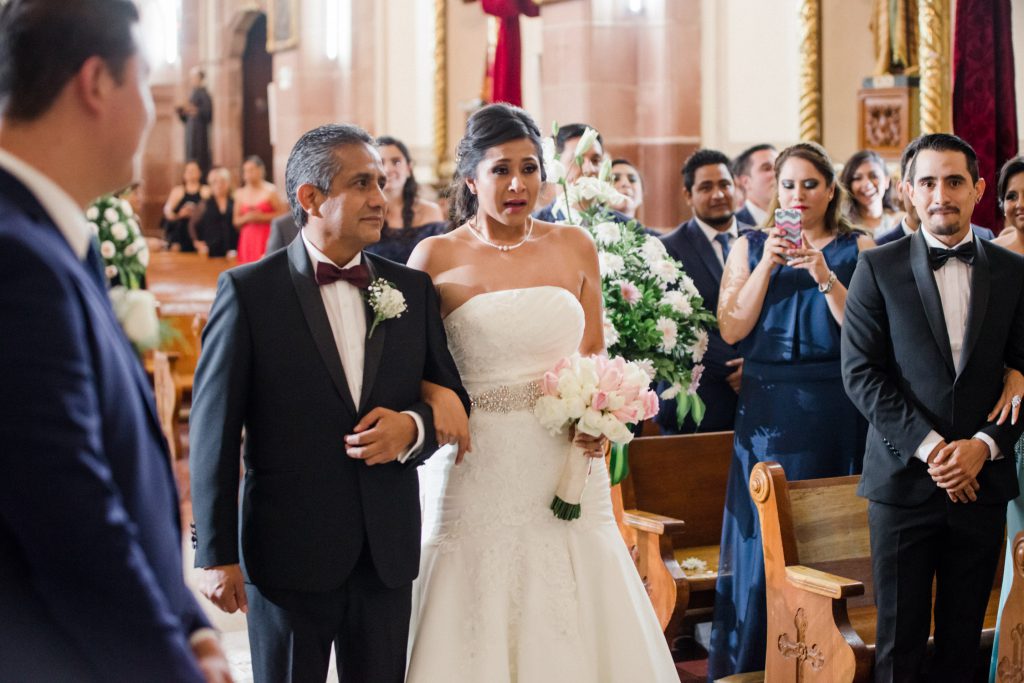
[775,208,802,261]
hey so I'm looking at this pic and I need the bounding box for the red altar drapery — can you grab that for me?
[481,0,539,106]
[952,0,1018,233]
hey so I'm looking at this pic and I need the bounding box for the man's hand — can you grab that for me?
[198,564,247,614]
[725,358,744,394]
[946,478,980,504]
[928,438,990,492]
[346,408,416,465]
[192,637,234,683]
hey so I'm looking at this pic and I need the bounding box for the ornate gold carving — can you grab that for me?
[434,0,450,181]
[797,0,822,143]
[749,466,771,503]
[865,103,903,148]
[997,623,1024,682]
[917,0,949,134]
[779,608,826,682]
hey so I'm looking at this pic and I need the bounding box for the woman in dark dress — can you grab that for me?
[189,167,236,258]
[708,142,875,679]
[368,136,446,264]
[162,160,209,252]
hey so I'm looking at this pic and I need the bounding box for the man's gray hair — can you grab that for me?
[285,124,374,228]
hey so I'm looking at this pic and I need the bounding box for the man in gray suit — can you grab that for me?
[265,211,299,253]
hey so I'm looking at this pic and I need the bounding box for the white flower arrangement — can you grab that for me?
[680,557,709,573]
[366,278,407,338]
[89,194,148,290]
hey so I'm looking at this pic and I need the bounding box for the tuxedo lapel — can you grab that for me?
[359,254,386,412]
[958,238,990,378]
[909,229,956,376]
[287,237,358,415]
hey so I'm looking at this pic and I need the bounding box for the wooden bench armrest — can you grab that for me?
[785,565,865,599]
[623,509,686,536]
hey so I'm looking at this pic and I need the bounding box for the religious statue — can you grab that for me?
[871,0,919,76]
[175,67,213,175]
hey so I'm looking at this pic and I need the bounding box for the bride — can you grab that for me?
[406,103,678,682]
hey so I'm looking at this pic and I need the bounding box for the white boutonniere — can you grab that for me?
[366,278,407,338]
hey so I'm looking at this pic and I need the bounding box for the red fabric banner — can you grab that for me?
[952,0,1018,233]
[481,0,539,106]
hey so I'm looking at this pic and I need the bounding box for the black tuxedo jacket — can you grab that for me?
[842,229,1024,506]
[190,237,467,591]
[0,169,209,682]
[655,219,751,432]
[875,221,994,246]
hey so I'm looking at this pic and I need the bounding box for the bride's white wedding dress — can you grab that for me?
[407,286,677,682]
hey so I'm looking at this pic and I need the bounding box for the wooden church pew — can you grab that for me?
[619,431,734,648]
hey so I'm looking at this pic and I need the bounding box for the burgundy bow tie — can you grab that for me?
[314,262,371,289]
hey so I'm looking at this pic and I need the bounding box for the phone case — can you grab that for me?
[775,209,803,255]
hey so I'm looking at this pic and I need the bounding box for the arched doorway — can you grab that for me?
[242,14,274,179]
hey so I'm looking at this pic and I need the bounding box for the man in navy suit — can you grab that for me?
[0,1,229,681]
[876,136,994,246]
[658,149,752,433]
[732,143,777,228]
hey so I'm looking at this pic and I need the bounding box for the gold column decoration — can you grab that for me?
[797,0,822,143]
[917,0,950,134]
[434,0,451,181]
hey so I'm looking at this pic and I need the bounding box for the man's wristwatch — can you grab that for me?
[818,270,837,294]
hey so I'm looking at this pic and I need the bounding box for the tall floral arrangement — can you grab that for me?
[543,124,716,481]
[87,194,160,352]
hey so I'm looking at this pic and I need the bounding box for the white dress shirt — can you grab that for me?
[743,200,768,228]
[914,229,1000,462]
[695,216,740,267]
[301,231,423,461]
[0,148,91,259]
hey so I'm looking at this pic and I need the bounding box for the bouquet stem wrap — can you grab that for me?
[551,444,593,520]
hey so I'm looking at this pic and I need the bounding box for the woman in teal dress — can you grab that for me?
[708,142,875,678]
[989,156,1024,681]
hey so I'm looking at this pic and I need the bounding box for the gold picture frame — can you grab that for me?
[267,0,299,53]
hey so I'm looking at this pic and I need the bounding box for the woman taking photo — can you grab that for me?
[841,149,903,236]
[709,142,874,679]
[233,155,286,263]
[368,136,445,264]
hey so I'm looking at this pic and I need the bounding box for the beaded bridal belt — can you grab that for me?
[469,380,543,414]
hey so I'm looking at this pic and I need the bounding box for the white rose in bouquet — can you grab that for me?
[100,241,116,259]
[136,240,150,267]
[86,206,99,221]
[104,207,119,223]
[108,286,160,348]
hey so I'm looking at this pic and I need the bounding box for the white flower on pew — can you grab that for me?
[110,222,128,241]
[109,286,159,349]
[681,557,709,573]
[100,240,116,259]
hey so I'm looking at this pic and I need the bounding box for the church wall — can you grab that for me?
[820,0,877,163]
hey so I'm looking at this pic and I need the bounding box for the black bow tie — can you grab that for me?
[928,242,976,270]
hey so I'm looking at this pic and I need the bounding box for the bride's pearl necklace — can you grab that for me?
[468,216,534,252]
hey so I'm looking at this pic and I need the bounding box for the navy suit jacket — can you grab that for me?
[0,169,209,682]
[875,221,995,246]
[734,205,758,228]
[656,219,751,432]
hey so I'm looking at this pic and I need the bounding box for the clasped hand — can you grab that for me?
[759,229,831,286]
[927,439,989,503]
[571,428,607,459]
[344,408,417,465]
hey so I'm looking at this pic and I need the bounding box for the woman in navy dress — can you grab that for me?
[368,136,447,264]
[708,142,874,679]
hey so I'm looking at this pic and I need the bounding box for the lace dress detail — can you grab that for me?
[407,286,677,682]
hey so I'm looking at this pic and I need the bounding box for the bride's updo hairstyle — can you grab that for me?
[449,103,546,227]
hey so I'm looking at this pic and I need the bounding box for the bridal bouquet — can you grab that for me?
[535,354,659,520]
[543,124,716,432]
[87,194,161,352]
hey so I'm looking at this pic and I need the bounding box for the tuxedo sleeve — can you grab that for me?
[841,252,936,465]
[402,273,470,465]
[189,271,251,567]
[0,241,204,682]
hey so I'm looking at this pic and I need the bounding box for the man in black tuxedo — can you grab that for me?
[842,133,1024,682]
[876,137,994,246]
[0,2,230,681]
[658,149,751,433]
[190,124,468,683]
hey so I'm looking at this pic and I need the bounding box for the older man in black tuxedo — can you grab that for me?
[190,124,467,683]
[843,133,1024,682]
